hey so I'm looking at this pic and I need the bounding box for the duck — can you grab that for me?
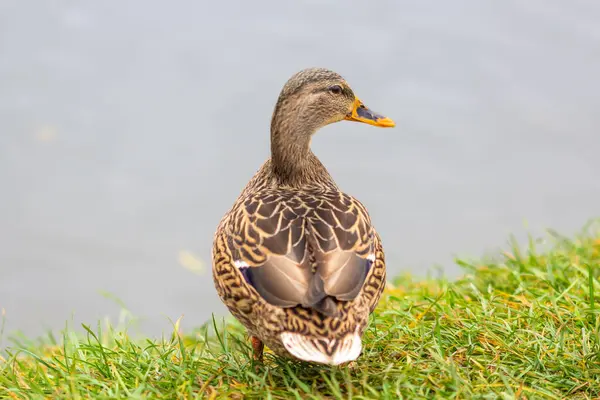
[212,68,394,366]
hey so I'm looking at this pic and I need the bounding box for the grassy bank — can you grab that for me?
[2,222,600,399]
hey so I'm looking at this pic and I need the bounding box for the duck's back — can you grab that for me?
[212,160,386,364]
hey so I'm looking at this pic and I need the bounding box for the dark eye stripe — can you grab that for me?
[328,85,343,95]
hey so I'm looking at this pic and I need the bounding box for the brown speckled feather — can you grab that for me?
[227,187,375,316]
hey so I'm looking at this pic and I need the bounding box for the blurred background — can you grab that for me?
[1,1,599,339]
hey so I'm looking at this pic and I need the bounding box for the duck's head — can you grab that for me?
[271,68,395,134]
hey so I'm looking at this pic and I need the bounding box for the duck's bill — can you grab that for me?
[345,97,395,127]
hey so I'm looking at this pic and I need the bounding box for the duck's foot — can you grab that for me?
[251,336,264,364]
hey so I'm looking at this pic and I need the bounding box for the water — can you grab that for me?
[1,0,599,339]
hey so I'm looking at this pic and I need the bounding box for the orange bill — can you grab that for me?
[344,97,395,127]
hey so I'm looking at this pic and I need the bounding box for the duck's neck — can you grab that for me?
[270,106,330,187]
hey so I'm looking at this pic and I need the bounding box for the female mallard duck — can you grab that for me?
[212,68,394,365]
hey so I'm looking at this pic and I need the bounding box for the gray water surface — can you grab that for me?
[1,0,599,339]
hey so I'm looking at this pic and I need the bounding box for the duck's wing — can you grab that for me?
[225,190,375,316]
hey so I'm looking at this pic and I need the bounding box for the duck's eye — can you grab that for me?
[328,85,343,95]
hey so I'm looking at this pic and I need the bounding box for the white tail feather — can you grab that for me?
[280,330,362,365]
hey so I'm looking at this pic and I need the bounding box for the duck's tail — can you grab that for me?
[280,330,362,365]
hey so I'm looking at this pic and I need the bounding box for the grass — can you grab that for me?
[1,221,600,399]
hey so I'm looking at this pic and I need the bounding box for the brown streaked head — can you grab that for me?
[269,68,395,183]
[271,67,395,134]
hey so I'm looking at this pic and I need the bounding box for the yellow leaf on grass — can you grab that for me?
[35,125,58,142]
[178,250,205,275]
